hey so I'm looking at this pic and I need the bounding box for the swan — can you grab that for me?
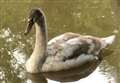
[24,8,115,82]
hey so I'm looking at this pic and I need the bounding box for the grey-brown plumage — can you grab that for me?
[24,9,115,82]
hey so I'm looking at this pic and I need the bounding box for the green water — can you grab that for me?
[0,0,120,83]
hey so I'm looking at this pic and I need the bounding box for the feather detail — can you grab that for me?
[101,35,116,48]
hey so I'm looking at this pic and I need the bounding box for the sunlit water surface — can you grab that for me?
[0,0,120,83]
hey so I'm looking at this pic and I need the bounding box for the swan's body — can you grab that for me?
[24,9,115,82]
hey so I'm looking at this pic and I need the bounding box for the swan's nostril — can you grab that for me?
[27,18,31,22]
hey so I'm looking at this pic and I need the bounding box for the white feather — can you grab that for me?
[101,35,115,48]
[102,35,115,45]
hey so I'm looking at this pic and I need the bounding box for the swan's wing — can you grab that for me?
[47,32,81,58]
[42,32,102,72]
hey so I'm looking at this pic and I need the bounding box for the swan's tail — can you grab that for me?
[101,35,116,48]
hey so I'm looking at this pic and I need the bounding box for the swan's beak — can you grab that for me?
[24,18,34,35]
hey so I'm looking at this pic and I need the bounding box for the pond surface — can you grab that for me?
[0,0,120,83]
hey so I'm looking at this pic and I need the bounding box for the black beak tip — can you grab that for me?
[24,32,28,36]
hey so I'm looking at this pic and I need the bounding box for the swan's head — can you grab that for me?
[24,9,44,35]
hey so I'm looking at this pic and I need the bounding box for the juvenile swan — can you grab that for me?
[24,9,115,82]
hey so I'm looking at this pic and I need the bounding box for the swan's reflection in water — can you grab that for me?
[48,65,116,83]
[26,73,47,83]
[26,62,116,83]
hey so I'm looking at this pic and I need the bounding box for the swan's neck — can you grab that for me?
[26,19,47,73]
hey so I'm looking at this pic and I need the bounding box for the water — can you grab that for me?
[0,0,120,83]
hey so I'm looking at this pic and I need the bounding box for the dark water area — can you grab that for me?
[0,0,120,83]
